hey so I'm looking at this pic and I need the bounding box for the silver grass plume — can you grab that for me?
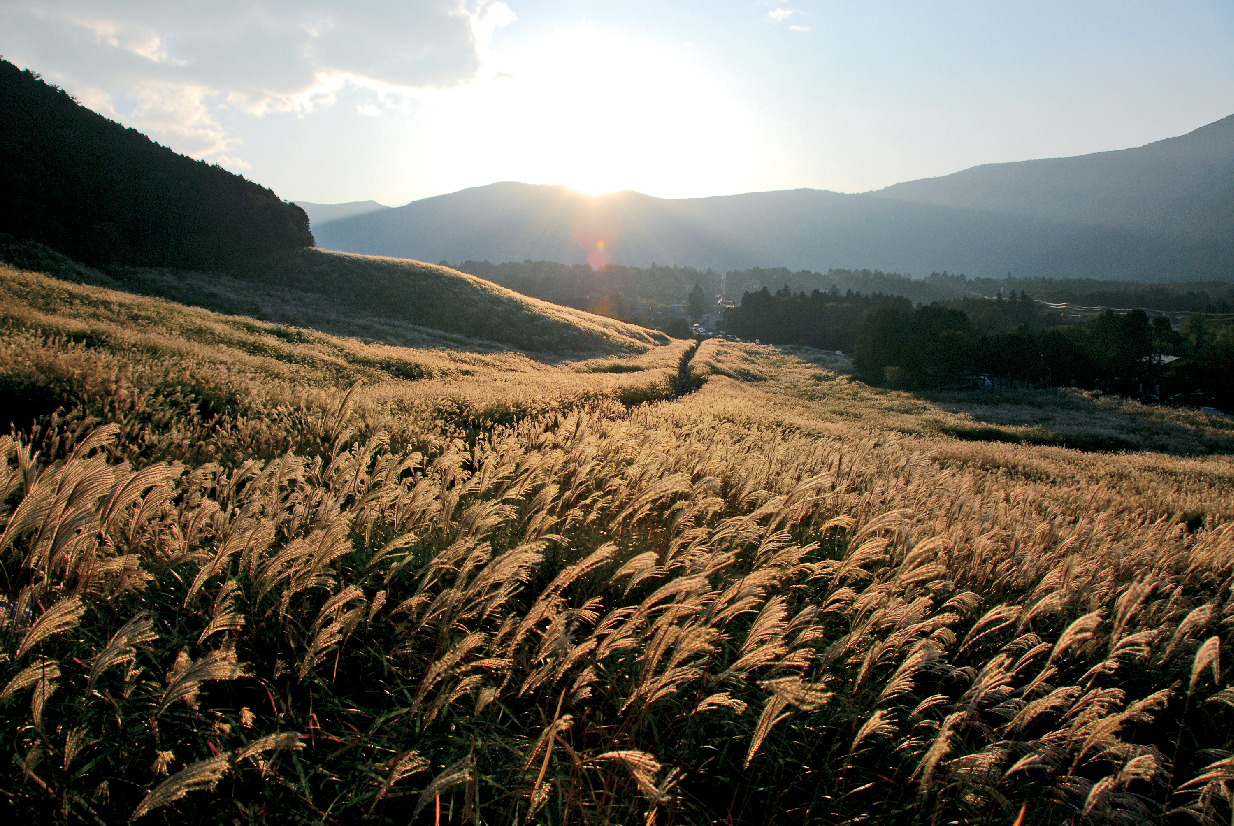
[130,754,229,821]
[16,596,84,658]
[156,648,247,716]
[89,612,156,690]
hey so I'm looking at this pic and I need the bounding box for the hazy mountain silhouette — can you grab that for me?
[317,116,1234,282]
[873,115,1234,240]
[294,200,390,229]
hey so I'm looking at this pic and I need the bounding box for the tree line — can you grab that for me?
[0,59,312,271]
[723,286,1234,409]
[458,258,1234,331]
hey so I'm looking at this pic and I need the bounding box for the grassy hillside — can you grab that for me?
[0,239,669,360]
[1,262,1233,824]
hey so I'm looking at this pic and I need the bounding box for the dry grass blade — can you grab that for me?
[99,463,175,535]
[850,708,896,753]
[89,612,157,690]
[63,725,92,771]
[373,750,429,805]
[525,688,570,814]
[1083,774,1118,816]
[745,694,790,768]
[1206,687,1234,708]
[410,756,472,821]
[958,604,1020,654]
[16,596,84,658]
[914,711,965,791]
[130,754,229,821]
[1178,754,1234,789]
[1048,610,1103,665]
[1160,604,1214,665]
[589,751,673,803]
[1,658,59,703]
[1009,685,1081,733]
[198,583,245,646]
[740,595,789,656]
[157,649,247,716]
[694,692,748,715]
[67,423,123,460]
[298,620,346,680]
[234,731,304,764]
[313,585,366,632]
[1190,636,1220,694]
[414,631,486,706]
[878,642,935,703]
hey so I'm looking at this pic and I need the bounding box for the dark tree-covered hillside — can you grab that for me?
[0,58,312,270]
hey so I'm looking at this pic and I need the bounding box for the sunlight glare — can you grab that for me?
[418,25,759,199]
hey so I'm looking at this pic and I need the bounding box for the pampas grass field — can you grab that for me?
[1,261,1232,824]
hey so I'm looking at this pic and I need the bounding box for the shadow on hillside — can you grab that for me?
[771,342,1234,456]
[916,387,1234,456]
[0,239,667,364]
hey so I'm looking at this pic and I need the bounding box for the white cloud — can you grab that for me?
[471,1,517,53]
[119,82,238,157]
[0,1,510,164]
[768,8,793,23]
[212,154,252,172]
[789,24,812,32]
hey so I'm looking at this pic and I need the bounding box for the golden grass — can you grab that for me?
[1,262,1232,824]
[65,247,670,359]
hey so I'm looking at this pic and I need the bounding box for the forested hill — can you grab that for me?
[0,59,312,270]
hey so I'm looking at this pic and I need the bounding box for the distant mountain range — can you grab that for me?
[294,200,390,228]
[315,115,1234,282]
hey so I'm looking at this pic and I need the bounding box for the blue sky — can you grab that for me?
[4,1,1233,205]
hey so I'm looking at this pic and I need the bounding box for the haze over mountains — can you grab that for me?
[293,200,390,227]
[314,115,1234,282]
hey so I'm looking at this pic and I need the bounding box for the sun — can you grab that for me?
[422,25,759,200]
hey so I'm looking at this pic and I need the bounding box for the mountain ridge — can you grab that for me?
[293,200,391,229]
[872,113,1234,238]
[315,113,1234,282]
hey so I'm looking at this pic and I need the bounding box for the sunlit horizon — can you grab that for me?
[4,1,1231,206]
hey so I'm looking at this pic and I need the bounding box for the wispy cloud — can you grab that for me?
[767,8,793,23]
[0,0,516,165]
[121,82,237,158]
[789,24,812,32]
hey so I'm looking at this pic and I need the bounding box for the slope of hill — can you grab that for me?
[293,200,390,229]
[0,58,312,270]
[0,237,669,359]
[2,256,1233,824]
[0,261,688,439]
[316,115,1234,282]
[873,114,1234,239]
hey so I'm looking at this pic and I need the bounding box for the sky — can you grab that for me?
[4,1,1234,206]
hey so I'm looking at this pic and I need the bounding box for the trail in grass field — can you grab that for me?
[671,338,703,398]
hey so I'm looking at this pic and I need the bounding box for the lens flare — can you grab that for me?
[587,240,610,271]
[572,199,620,271]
